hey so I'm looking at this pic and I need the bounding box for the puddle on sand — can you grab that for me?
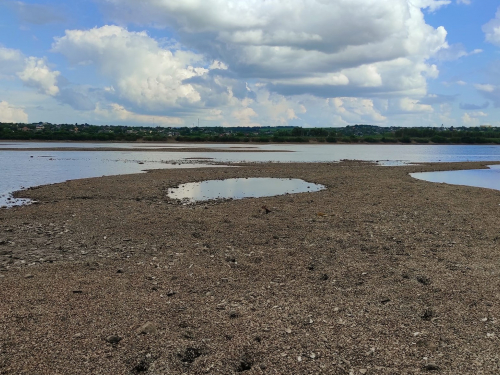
[167,178,325,202]
[411,165,500,191]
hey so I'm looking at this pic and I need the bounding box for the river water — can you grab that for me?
[1,142,500,207]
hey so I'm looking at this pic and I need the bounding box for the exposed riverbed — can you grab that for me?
[1,161,499,374]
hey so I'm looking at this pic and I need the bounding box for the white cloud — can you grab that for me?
[98,0,449,99]
[474,84,496,93]
[462,111,487,126]
[52,26,208,111]
[456,0,471,4]
[327,97,387,123]
[483,7,500,46]
[17,57,60,96]
[414,0,452,12]
[0,101,28,123]
[0,46,24,78]
[95,103,183,125]
[399,97,434,113]
[230,107,259,127]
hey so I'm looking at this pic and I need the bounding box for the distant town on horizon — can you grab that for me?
[1,122,500,145]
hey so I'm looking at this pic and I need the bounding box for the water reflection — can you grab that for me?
[411,165,500,191]
[0,153,228,208]
[167,178,325,202]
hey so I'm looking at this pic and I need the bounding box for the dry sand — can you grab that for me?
[1,161,500,374]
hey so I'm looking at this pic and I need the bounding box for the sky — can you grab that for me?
[0,0,499,128]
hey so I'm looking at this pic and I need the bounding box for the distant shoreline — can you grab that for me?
[2,139,500,148]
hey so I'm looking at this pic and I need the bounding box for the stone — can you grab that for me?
[422,309,434,321]
[136,322,157,335]
[106,335,122,344]
[423,363,440,371]
[416,275,431,286]
[117,269,124,273]
[24,274,34,279]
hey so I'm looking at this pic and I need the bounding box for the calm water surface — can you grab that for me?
[2,142,500,206]
[411,165,500,191]
[167,178,325,202]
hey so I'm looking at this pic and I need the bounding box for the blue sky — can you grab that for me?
[0,0,499,127]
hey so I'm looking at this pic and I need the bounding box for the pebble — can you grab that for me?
[136,322,156,335]
[423,363,440,371]
[25,274,34,279]
[106,335,122,344]
[285,328,292,334]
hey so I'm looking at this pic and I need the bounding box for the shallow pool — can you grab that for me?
[410,165,500,191]
[167,178,326,202]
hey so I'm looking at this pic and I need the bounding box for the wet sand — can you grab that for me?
[1,161,499,374]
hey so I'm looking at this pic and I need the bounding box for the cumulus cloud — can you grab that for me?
[414,0,452,12]
[398,97,433,113]
[0,46,24,78]
[58,87,96,111]
[462,111,487,126]
[475,84,496,92]
[434,43,482,61]
[17,57,60,96]
[98,0,449,99]
[95,103,183,125]
[328,97,387,122]
[0,101,28,123]
[52,26,210,111]
[483,7,500,46]
[474,84,500,108]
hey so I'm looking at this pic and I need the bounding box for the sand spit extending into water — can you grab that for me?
[1,161,499,374]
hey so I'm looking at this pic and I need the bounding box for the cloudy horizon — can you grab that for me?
[0,0,499,127]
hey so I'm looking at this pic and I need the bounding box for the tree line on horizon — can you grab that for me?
[1,122,500,144]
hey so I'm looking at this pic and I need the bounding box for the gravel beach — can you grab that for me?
[1,161,499,374]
